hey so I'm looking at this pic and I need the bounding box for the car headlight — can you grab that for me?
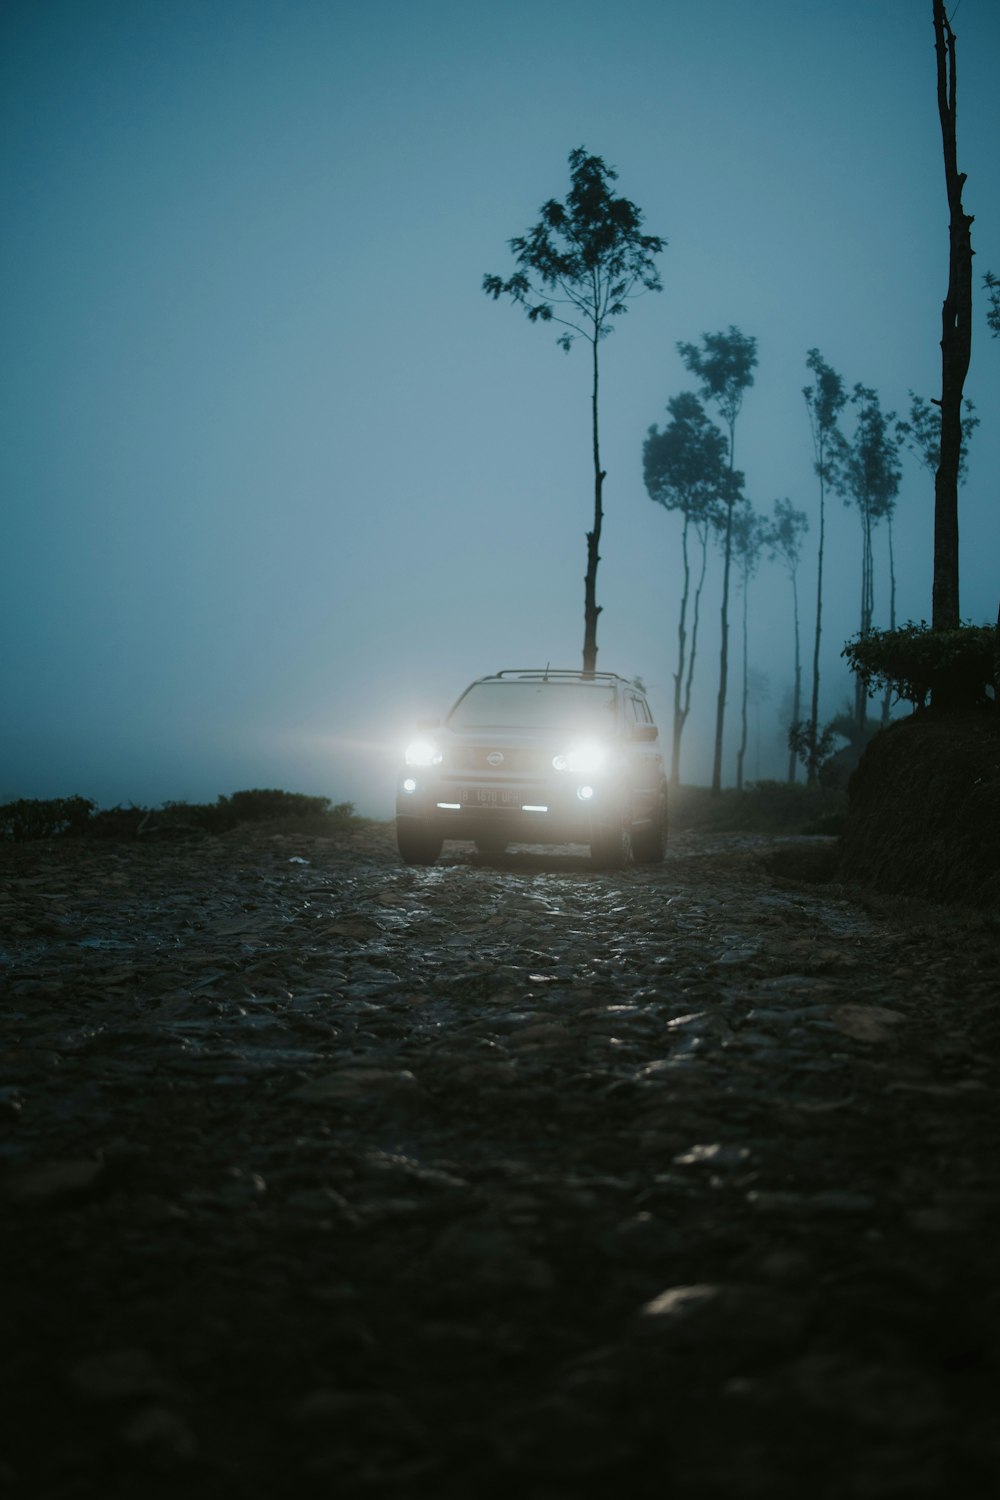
[405,737,442,767]
[552,741,608,774]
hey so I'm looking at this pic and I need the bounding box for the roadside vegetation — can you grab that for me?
[669,779,846,837]
[0,790,365,843]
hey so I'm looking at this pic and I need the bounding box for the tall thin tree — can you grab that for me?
[642,392,728,785]
[484,148,665,673]
[833,385,902,732]
[802,349,847,785]
[896,389,978,722]
[767,498,810,782]
[677,327,758,792]
[731,505,768,792]
[932,0,974,631]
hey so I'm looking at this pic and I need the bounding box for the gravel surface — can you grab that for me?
[2,824,998,1498]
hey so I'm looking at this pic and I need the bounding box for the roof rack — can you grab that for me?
[492,668,628,684]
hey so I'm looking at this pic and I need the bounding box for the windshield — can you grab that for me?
[448,680,619,732]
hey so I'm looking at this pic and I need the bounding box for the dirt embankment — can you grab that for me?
[1,825,997,1498]
[840,711,1000,907]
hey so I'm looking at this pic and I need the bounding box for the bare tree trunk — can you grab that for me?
[712,497,733,794]
[807,468,826,786]
[582,335,604,673]
[788,570,801,783]
[933,0,974,632]
[670,516,693,786]
[736,573,749,792]
[855,509,875,732]
[882,514,897,726]
[682,525,710,765]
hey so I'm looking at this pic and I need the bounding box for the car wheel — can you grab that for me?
[474,836,508,857]
[590,815,633,869]
[631,820,665,863]
[632,793,667,863]
[396,817,443,865]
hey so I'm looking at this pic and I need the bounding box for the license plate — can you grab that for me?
[462,788,519,808]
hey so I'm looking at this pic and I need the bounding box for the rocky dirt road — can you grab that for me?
[2,825,997,1498]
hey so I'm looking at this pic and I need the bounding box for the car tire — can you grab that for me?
[590,815,633,869]
[396,817,443,865]
[474,836,508,857]
[631,820,665,863]
[632,791,667,864]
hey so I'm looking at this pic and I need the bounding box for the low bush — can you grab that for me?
[0,796,95,841]
[0,789,362,842]
[843,620,996,712]
[669,780,846,835]
[226,789,348,824]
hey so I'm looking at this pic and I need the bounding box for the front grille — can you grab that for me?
[445,745,551,776]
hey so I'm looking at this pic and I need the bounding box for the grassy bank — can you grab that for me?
[669,779,846,836]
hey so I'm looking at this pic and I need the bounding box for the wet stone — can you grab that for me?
[0,822,997,1496]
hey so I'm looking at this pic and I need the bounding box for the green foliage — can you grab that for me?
[822,707,881,753]
[768,498,808,574]
[670,780,845,835]
[677,327,758,437]
[788,718,837,772]
[88,804,152,839]
[803,349,847,474]
[226,788,343,823]
[731,504,768,581]
[0,795,95,841]
[985,270,1000,338]
[787,701,879,777]
[0,789,361,842]
[896,391,977,481]
[483,146,664,350]
[643,391,728,522]
[843,621,996,711]
[832,384,902,526]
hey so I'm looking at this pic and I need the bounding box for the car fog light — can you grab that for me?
[402,778,417,793]
[577,784,595,801]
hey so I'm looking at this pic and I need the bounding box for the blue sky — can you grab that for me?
[2,0,998,815]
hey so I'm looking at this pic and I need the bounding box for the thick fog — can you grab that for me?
[2,0,998,817]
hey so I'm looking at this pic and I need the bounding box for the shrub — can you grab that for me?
[843,620,996,711]
[0,789,361,841]
[669,780,846,835]
[226,789,349,824]
[0,796,95,841]
[88,804,150,839]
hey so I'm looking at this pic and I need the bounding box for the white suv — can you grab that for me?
[396,669,667,867]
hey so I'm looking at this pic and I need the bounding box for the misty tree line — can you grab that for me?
[643,342,980,791]
[484,6,993,791]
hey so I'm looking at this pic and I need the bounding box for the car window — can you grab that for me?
[448,681,618,731]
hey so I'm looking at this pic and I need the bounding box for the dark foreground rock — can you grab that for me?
[1,825,997,1498]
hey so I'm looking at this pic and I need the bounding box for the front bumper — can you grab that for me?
[395,772,626,845]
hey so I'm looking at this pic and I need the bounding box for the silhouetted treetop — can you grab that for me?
[985,270,1000,337]
[483,147,664,674]
[483,147,665,352]
[803,348,847,475]
[832,385,901,526]
[642,392,728,520]
[677,326,758,436]
[768,497,809,571]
